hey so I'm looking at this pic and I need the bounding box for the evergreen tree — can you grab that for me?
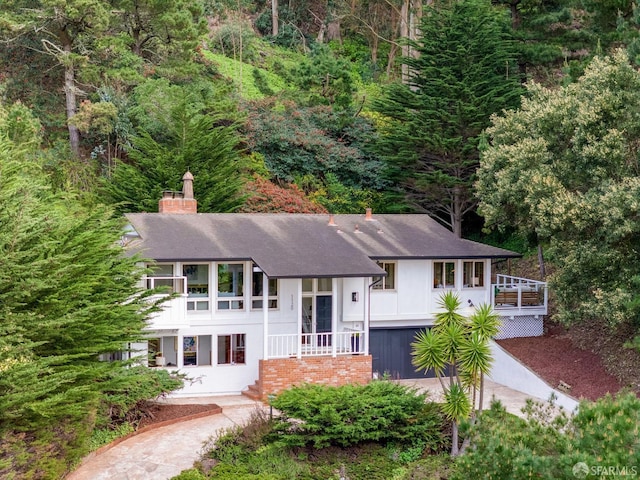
[372,0,523,236]
[104,98,247,213]
[0,112,181,430]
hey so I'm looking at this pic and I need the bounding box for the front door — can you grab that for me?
[302,295,333,345]
[316,295,332,346]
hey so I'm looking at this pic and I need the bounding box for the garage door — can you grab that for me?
[369,327,436,379]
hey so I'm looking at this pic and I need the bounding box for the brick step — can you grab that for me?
[241,380,262,401]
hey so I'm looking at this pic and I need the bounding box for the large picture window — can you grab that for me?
[463,261,484,288]
[184,264,209,311]
[251,264,278,309]
[372,262,396,290]
[217,334,246,365]
[434,261,456,289]
[217,263,244,310]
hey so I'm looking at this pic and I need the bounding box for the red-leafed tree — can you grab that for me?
[240,176,327,213]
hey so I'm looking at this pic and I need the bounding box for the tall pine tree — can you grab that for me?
[373,0,523,236]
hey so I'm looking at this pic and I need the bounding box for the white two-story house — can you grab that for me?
[124,173,548,399]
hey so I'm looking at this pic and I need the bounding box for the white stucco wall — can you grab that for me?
[488,340,579,412]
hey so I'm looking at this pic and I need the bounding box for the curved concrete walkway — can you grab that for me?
[67,396,265,480]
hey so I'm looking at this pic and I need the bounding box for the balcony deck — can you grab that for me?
[492,274,548,315]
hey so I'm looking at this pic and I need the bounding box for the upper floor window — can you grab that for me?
[184,264,209,311]
[434,261,456,288]
[372,262,396,290]
[251,264,278,309]
[463,261,484,288]
[147,263,184,293]
[218,263,244,310]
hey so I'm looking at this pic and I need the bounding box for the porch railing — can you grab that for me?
[492,274,548,311]
[267,331,365,359]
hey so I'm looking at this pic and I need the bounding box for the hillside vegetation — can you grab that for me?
[2,0,640,477]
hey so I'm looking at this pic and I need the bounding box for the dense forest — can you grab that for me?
[3,0,640,477]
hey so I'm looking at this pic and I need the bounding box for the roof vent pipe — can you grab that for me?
[328,214,337,226]
[365,208,373,220]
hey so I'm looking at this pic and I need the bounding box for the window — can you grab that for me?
[182,335,212,366]
[217,263,244,310]
[463,261,484,288]
[147,263,184,293]
[251,264,278,309]
[217,334,246,365]
[372,262,396,290]
[317,278,332,292]
[184,264,209,311]
[149,336,178,367]
[434,261,456,288]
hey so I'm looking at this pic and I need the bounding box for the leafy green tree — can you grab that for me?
[244,100,387,194]
[110,0,207,76]
[372,0,523,236]
[477,50,640,332]
[412,292,499,456]
[292,44,357,108]
[454,393,640,479]
[0,0,112,156]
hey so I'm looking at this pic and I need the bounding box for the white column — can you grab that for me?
[263,271,269,359]
[332,278,337,357]
[297,280,303,359]
[364,278,370,355]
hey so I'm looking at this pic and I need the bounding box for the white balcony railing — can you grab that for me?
[492,274,548,312]
[267,331,365,359]
[144,276,189,328]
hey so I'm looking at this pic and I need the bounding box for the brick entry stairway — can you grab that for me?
[242,380,262,401]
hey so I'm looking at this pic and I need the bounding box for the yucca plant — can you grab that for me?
[412,292,500,456]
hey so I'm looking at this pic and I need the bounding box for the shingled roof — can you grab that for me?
[125,212,519,279]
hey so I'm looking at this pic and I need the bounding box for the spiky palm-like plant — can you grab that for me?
[412,292,500,456]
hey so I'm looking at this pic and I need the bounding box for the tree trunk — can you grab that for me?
[400,0,409,83]
[451,185,463,238]
[387,43,398,77]
[479,372,485,413]
[451,420,459,456]
[61,35,80,158]
[510,0,522,30]
[272,0,279,36]
[538,243,546,279]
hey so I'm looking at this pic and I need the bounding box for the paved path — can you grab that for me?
[67,396,265,480]
[397,377,556,416]
[67,380,560,480]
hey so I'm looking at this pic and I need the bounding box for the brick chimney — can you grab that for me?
[158,171,198,214]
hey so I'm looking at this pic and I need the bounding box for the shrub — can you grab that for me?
[270,380,448,450]
[171,469,206,480]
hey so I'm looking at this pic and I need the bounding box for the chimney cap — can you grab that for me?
[183,171,194,181]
